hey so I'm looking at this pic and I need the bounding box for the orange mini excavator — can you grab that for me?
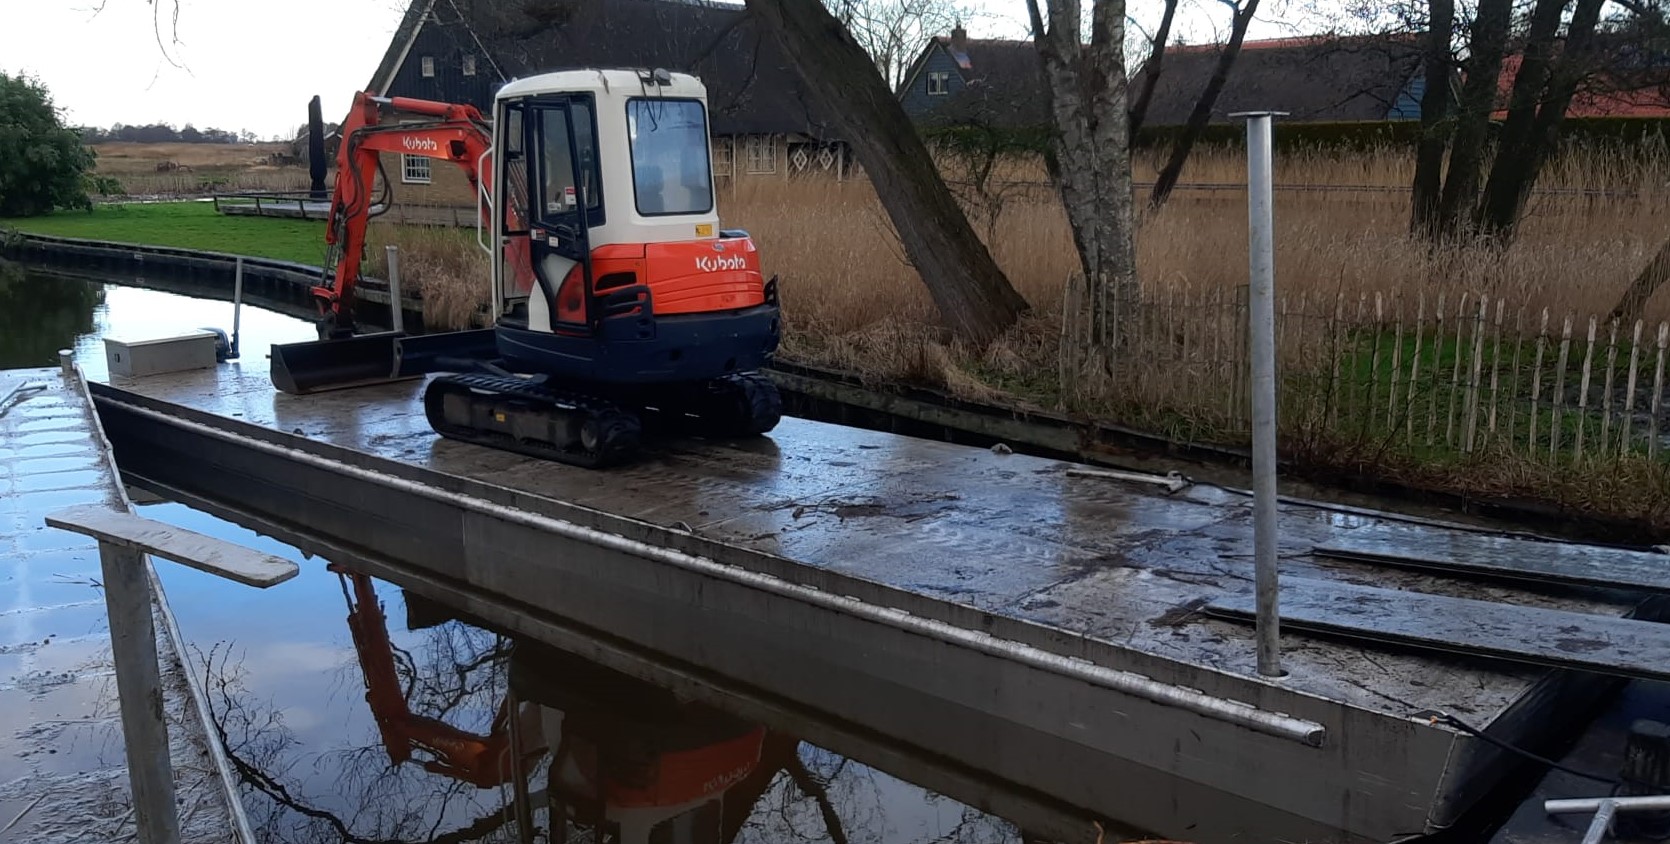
[270,68,782,468]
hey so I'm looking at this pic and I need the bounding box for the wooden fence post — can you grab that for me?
[1446,293,1470,448]
[1576,316,1598,464]
[1486,299,1506,446]
[1550,313,1574,460]
[1603,319,1620,455]
[1652,323,1668,462]
[1623,319,1644,456]
[1368,292,1385,437]
[1427,292,1446,446]
[1464,296,1488,453]
[1407,293,1426,441]
[1529,308,1550,457]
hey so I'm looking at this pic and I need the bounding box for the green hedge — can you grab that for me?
[926,117,1670,156]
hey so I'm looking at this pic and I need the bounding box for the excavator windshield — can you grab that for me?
[627,98,714,217]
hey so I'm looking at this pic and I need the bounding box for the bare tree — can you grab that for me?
[1026,0,1141,381]
[1408,0,1455,238]
[1476,0,1608,241]
[746,0,1031,346]
[1433,0,1513,241]
[1147,0,1261,210]
[825,0,972,89]
[1127,0,1182,141]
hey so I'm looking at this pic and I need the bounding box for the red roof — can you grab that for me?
[1493,52,1670,118]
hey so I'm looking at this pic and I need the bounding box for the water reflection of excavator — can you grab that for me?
[339,569,795,843]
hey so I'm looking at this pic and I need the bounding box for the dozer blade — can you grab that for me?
[270,329,498,395]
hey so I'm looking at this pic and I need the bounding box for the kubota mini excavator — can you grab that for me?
[269,68,782,468]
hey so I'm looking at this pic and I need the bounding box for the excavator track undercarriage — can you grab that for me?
[423,371,782,469]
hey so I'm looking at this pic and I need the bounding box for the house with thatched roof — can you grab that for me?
[364,0,853,208]
[899,29,1431,132]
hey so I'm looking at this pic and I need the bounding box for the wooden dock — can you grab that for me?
[213,192,475,227]
[0,366,248,843]
[82,359,1670,844]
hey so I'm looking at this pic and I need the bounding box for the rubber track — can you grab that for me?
[423,372,641,469]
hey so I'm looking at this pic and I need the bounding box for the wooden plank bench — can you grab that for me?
[46,504,297,588]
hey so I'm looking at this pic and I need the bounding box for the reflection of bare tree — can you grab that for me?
[196,631,525,844]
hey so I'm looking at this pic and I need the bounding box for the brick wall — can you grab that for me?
[380,150,478,208]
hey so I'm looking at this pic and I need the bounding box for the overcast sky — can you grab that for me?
[1,0,1305,140]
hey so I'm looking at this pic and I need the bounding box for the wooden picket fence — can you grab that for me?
[1104,285,1670,466]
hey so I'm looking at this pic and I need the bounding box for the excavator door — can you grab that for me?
[496,95,601,336]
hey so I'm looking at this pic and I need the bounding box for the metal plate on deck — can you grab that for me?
[1208,577,1670,681]
[1315,533,1670,594]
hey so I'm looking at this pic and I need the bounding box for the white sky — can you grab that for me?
[0,0,1308,140]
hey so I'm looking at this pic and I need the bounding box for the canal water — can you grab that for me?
[0,266,1114,843]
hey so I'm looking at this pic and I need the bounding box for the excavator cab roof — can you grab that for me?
[495,67,706,101]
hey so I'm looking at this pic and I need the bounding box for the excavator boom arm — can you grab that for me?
[314,92,494,333]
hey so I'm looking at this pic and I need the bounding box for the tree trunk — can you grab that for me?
[1477,0,1605,243]
[1128,0,1179,143]
[1473,0,1570,241]
[1434,0,1511,241]
[1409,0,1455,239]
[1610,235,1670,324]
[1026,0,1139,369]
[1147,0,1259,211]
[745,0,1029,346]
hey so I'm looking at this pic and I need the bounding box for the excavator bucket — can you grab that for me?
[270,329,498,395]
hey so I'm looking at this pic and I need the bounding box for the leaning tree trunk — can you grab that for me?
[1409,0,1455,238]
[1473,0,1570,242]
[1127,0,1179,142]
[1610,235,1670,325]
[1434,0,1511,241]
[1477,0,1604,244]
[1148,0,1258,211]
[744,0,1029,346]
[1026,0,1139,382]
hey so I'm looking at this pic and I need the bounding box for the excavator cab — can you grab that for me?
[270,68,783,469]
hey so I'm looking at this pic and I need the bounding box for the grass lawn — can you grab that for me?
[1,200,328,266]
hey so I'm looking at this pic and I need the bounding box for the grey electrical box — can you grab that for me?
[104,331,220,378]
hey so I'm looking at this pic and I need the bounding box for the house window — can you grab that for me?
[402,154,431,184]
[421,56,435,77]
[927,71,950,95]
[745,135,776,174]
[713,137,734,177]
[462,54,476,76]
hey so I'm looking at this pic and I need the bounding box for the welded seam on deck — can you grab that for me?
[73,372,259,844]
[102,394,1330,748]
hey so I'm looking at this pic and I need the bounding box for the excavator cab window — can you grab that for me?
[627,98,713,217]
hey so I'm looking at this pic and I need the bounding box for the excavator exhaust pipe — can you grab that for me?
[271,329,498,395]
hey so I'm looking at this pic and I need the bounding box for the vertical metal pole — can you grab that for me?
[99,542,180,844]
[58,348,74,378]
[385,245,405,334]
[1237,111,1286,679]
[232,257,244,357]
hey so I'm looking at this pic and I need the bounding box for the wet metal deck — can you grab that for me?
[0,368,241,843]
[88,361,1670,844]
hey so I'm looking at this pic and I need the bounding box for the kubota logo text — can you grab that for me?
[402,136,439,152]
[696,254,747,273]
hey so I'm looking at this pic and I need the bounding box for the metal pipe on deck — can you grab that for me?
[385,246,404,334]
[1234,111,1287,678]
